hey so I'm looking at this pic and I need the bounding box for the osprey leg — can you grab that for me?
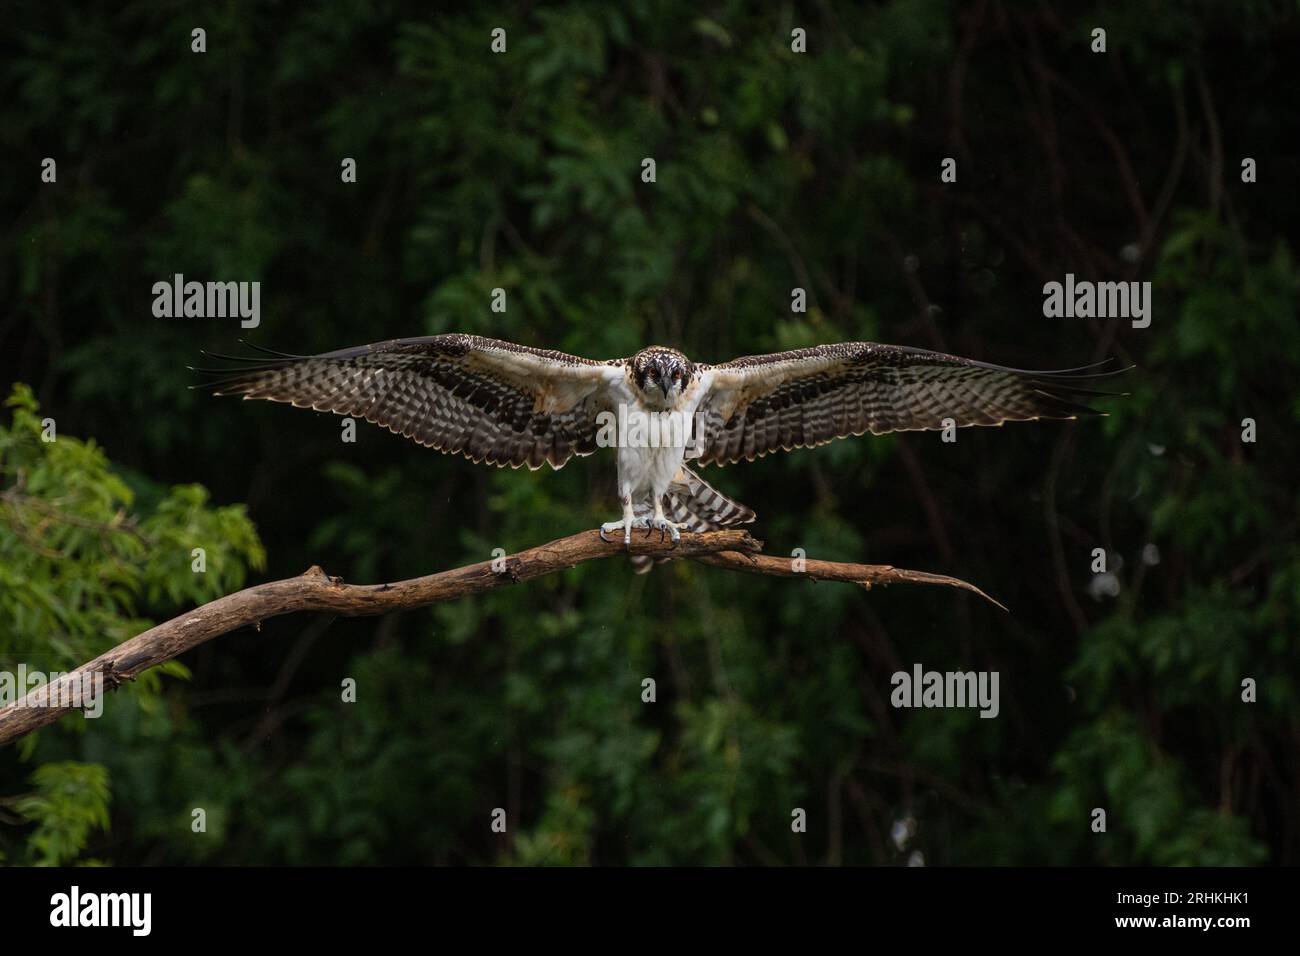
[599,485,647,546]
[648,495,681,543]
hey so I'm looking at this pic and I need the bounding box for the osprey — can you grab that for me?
[199,335,1117,570]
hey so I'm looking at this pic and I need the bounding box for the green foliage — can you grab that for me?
[1,384,265,666]
[13,762,111,867]
[0,386,264,864]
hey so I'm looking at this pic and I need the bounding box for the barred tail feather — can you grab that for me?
[665,466,756,531]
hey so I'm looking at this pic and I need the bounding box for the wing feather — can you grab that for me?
[694,343,1124,465]
[197,334,625,470]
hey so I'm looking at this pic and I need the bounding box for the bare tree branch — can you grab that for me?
[0,529,1003,747]
[691,550,1005,608]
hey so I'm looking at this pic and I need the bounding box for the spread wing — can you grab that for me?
[693,342,1122,465]
[196,334,626,469]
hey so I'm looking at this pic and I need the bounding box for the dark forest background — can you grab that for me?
[2,1,1297,865]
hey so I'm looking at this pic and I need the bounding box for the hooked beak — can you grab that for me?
[656,362,673,398]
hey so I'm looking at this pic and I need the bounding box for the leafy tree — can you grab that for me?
[0,385,263,864]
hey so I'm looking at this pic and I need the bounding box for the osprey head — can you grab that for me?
[631,347,694,405]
